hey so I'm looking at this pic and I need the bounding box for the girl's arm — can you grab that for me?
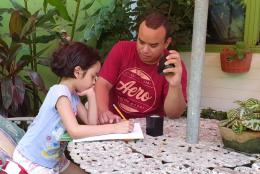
[56,96,133,139]
[77,87,98,125]
[76,103,89,124]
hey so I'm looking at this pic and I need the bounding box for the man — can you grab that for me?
[95,12,187,124]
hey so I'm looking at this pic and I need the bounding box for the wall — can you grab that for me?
[181,52,260,111]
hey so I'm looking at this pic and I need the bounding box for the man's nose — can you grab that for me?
[142,45,150,53]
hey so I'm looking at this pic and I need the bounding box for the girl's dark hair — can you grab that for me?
[50,42,100,78]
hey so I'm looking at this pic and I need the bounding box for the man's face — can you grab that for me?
[136,21,171,64]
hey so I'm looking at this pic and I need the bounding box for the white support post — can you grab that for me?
[186,0,209,144]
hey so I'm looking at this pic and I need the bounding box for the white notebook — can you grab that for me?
[73,123,144,142]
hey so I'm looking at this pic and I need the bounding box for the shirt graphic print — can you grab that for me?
[115,67,157,114]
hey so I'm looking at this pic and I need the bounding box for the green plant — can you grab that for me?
[200,108,227,120]
[80,0,135,59]
[0,0,80,117]
[135,0,194,50]
[226,41,251,61]
[220,98,260,134]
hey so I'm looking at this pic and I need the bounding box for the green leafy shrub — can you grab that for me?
[200,108,227,120]
[80,0,135,60]
[220,98,260,134]
[0,0,79,117]
[135,0,194,50]
[226,41,251,61]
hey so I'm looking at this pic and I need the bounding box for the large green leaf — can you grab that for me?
[43,0,48,13]
[9,42,21,57]
[81,0,95,10]
[99,0,116,12]
[226,108,239,119]
[242,119,260,131]
[86,0,115,16]
[0,38,9,59]
[231,120,245,134]
[0,38,8,50]
[86,0,102,16]
[36,46,51,58]
[34,35,57,44]
[20,16,37,39]
[244,98,260,110]
[37,58,50,66]
[17,55,32,69]
[0,8,12,15]
[36,9,57,27]
[10,0,31,17]
[47,0,72,21]
[1,79,13,109]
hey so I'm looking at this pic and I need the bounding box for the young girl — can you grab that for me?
[13,42,134,174]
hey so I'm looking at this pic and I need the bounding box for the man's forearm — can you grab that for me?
[164,85,187,118]
[95,78,111,113]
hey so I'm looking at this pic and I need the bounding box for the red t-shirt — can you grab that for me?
[99,41,187,118]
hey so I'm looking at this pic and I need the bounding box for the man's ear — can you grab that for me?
[74,66,82,78]
[164,37,172,49]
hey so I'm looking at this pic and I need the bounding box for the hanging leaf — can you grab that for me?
[36,9,57,27]
[34,34,57,43]
[99,0,116,12]
[27,70,47,93]
[47,0,72,21]
[20,16,37,39]
[8,43,21,66]
[37,58,50,66]
[86,0,102,16]
[36,46,51,57]
[86,0,116,16]
[12,76,25,105]
[77,23,87,32]
[17,55,32,69]
[43,0,48,14]
[9,10,24,41]
[10,0,31,17]
[0,38,9,58]
[81,0,95,10]
[1,79,13,109]
[0,8,12,14]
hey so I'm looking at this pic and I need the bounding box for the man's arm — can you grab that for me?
[95,77,120,124]
[164,85,186,118]
[163,50,187,118]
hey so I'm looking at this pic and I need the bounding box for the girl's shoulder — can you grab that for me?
[47,84,72,99]
[49,84,69,91]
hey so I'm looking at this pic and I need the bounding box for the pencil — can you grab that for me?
[112,104,127,120]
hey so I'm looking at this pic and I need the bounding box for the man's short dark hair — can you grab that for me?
[142,11,171,39]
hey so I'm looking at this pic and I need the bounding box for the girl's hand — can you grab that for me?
[77,87,95,97]
[114,119,134,134]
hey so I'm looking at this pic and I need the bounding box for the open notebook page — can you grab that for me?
[73,123,144,142]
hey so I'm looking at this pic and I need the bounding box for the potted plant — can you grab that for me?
[219,98,260,153]
[220,41,252,73]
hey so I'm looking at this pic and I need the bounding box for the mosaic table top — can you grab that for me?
[68,118,260,174]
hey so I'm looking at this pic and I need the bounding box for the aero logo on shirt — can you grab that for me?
[115,68,156,113]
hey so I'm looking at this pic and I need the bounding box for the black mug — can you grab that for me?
[146,115,164,137]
